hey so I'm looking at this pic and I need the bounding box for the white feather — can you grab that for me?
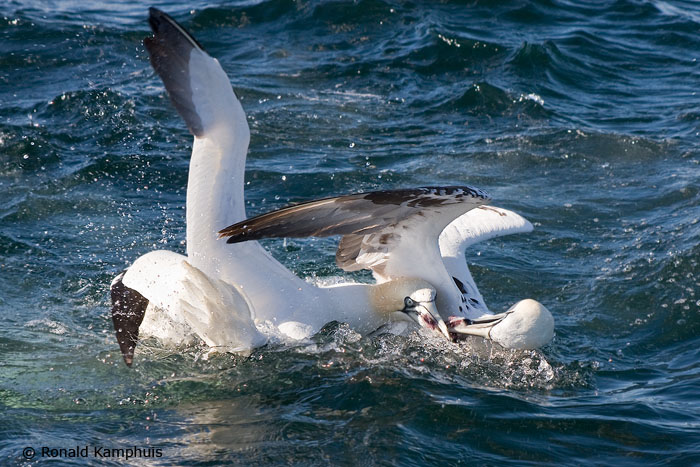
[121,250,266,349]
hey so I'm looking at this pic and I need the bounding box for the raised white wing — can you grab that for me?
[218,186,491,280]
[144,7,249,143]
[144,7,252,265]
[439,206,533,316]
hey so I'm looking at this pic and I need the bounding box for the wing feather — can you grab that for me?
[439,206,534,316]
[144,8,249,142]
[219,186,490,275]
[439,206,533,259]
[144,8,206,136]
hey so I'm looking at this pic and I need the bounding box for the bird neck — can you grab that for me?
[313,282,394,335]
[182,133,309,308]
[368,280,407,316]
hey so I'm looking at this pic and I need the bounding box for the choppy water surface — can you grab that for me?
[2,0,700,464]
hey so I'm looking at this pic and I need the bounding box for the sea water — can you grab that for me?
[1,1,699,464]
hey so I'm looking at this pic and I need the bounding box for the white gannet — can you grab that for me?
[111,8,450,366]
[110,8,553,366]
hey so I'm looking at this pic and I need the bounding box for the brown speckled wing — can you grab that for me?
[219,186,490,274]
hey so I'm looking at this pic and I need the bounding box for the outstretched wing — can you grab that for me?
[439,206,534,316]
[219,186,490,279]
[144,7,249,147]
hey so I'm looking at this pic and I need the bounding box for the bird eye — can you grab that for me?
[404,297,415,307]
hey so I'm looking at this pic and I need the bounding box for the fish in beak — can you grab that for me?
[401,296,452,341]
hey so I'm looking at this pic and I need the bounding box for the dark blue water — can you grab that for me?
[2,0,700,464]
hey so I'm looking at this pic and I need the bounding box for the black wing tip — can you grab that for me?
[220,230,237,243]
[220,230,250,244]
[219,223,254,244]
[143,7,207,137]
[110,271,149,368]
[147,7,173,39]
[218,227,233,240]
[147,7,164,30]
[146,7,206,52]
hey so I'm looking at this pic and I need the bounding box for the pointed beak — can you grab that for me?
[403,300,452,341]
[448,312,507,340]
[448,299,554,350]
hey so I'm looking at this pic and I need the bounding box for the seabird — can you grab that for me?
[219,190,555,350]
[110,8,553,366]
[111,8,451,366]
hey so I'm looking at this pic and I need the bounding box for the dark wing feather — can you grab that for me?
[144,8,206,136]
[110,271,149,367]
[336,234,365,271]
[219,186,490,274]
[219,186,489,241]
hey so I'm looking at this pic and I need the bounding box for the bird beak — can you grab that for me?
[447,313,507,339]
[403,300,452,341]
[448,299,554,350]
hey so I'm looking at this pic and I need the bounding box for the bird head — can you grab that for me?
[449,299,554,349]
[372,278,450,340]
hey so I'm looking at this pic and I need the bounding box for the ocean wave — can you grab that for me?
[2,1,700,463]
[439,81,550,117]
[397,31,506,75]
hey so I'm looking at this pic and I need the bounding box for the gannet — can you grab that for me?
[110,8,553,366]
[219,190,554,350]
[110,8,450,366]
